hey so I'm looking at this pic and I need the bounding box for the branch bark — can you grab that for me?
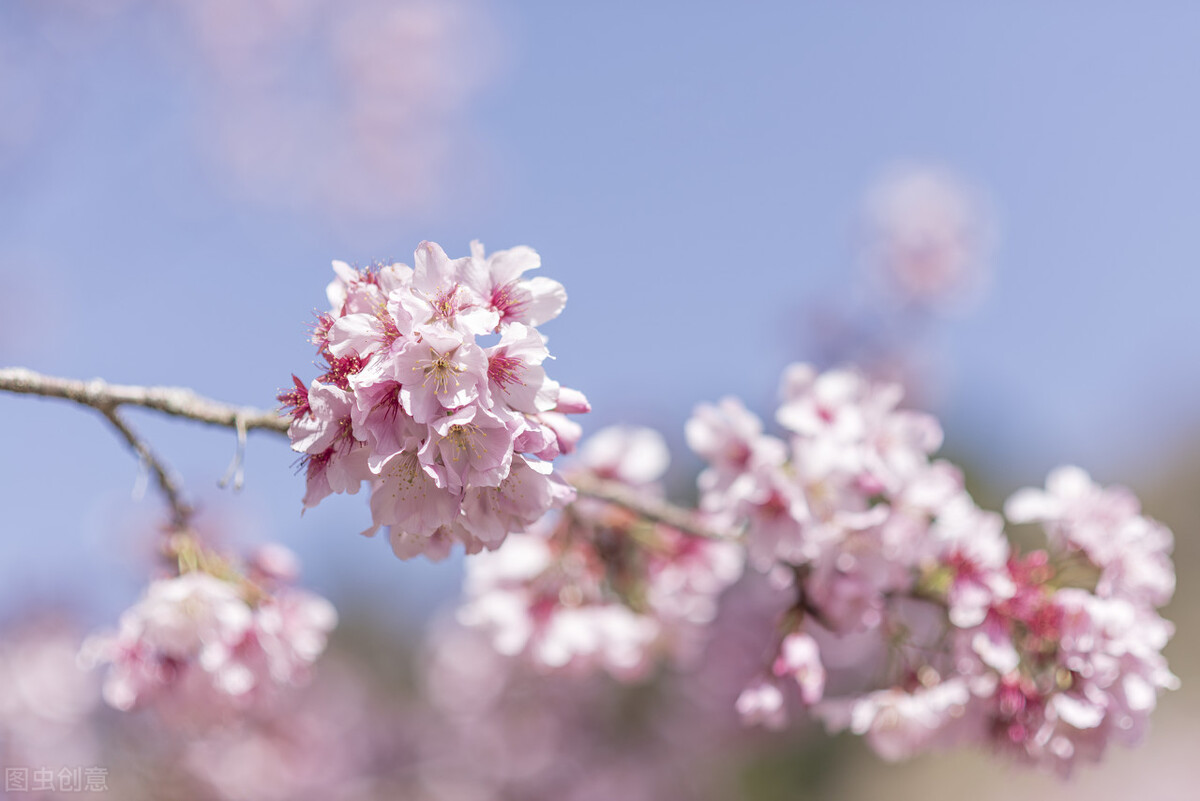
[98,406,194,528]
[0,367,289,435]
[569,474,736,541]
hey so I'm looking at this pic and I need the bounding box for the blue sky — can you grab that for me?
[3,1,1198,622]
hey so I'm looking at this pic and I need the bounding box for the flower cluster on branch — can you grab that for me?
[280,241,589,560]
[0,236,1181,782]
[459,426,743,679]
[686,364,1177,774]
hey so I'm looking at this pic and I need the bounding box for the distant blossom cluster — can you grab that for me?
[82,543,336,724]
[281,241,588,560]
[689,363,1177,773]
[459,426,743,679]
[862,165,990,312]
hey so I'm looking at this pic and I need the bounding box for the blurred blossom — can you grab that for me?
[0,259,72,359]
[458,425,743,680]
[6,0,506,221]
[416,613,766,801]
[182,660,377,801]
[801,165,993,406]
[860,164,993,314]
[0,621,101,768]
[80,540,338,727]
[183,0,505,220]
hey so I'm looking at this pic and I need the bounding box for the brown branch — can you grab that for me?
[570,474,738,542]
[0,366,289,528]
[0,367,289,435]
[97,406,193,529]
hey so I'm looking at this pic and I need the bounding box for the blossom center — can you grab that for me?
[431,284,470,324]
[445,423,487,461]
[488,352,525,391]
[415,348,464,395]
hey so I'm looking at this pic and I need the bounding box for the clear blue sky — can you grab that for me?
[2,1,1198,622]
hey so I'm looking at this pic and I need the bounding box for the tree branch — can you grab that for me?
[0,366,287,529]
[97,406,194,529]
[570,474,737,542]
[0,367,289,435]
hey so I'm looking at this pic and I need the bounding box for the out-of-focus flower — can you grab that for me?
[81,541,337,725]
[10,0,505,221]
[736,679,788,730]
[861,164,992,313]
[459,426,743,679]
[1005,466,1175,607]
[0,621,101,768]
[181,660,377,801]
[773,631,826,705]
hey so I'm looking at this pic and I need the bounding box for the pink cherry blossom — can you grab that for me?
[284,241,588,560]
[735,679,787,730]
[81,542,337,724]
[772,631,826,705]
[464,240,569,329]
[1006,467,1174,606]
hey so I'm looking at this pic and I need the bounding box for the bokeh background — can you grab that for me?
[1,2,1198,799]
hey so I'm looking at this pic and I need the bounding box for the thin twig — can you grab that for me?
[218,412,249,491]
[0,366,285,528]
[570,474,737,541]
[0,367,289,435]
[97,406,194,528]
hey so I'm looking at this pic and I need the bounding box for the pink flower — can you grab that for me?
[926,496,1014,628]
[736,680,787,730]
[1006,467,1175,606]
[463,240,568,330]
[421,404,516,492]
[460,455,575,548]
[772,632,826,705]
[367,449,460,538]
[398,241,498,335]
[578,424,671,486]
[483,322,559,413]
[391,328,488,424]
[860,164,990,312]
[844,679,971,761]
[82,572,253,712]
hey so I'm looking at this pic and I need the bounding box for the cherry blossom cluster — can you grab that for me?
[81,540,337,725]
[459,426,744,679]
[689,364,1177,773]
[280,241,587,560]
